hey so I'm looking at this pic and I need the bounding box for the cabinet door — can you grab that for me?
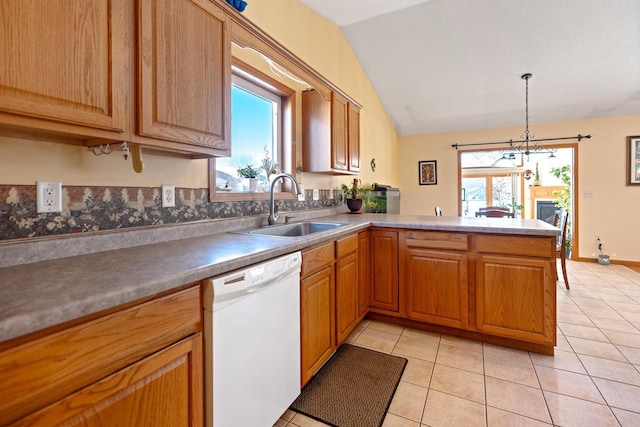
[370,230,399,312]
[405,249,468,329]
[358,231,370,317]
[331,92,349,171]
[138,0,230,152]
[0,286,201,424]
[300,266,335,385]
[0,0,127,133]
[476,254,555,345]
[336,251,359,344]
[17,334,203,427]
[348,103,360,172]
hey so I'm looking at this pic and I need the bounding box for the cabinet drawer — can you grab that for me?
[336,234,358,258]
[405,230,469,251]
[302,242,335,277]
[0,286,201,425]
[476,234,554,257]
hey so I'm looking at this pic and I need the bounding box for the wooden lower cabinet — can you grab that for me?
[369,230,399,313]
[300,265,335,386]
[405,248,469,329]
[16,334,203,427]
[301,233,364,385]
[335,235,359,344]
[393,229,556,354]
[476,254,555,344]
[0,286,203,426]
[358,231,370,317]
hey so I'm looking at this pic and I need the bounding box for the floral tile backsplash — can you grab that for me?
[0,185,339,241]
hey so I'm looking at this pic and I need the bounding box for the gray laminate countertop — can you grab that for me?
[0,213,559,343]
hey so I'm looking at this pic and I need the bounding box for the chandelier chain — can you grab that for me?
[450,72,590,153]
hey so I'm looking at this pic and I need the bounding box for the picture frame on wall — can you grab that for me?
[419,160,437,185]
[627,135,640,186]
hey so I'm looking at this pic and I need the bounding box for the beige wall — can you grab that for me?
[242,0,400,191]
[399,114,640,263]
[0,0,400,196]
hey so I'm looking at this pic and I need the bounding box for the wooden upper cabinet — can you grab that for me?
[331,93,349,171]
[348,102,361,172]
[137,0,231,155]
[0,0,128,136]
[302,89,361,175]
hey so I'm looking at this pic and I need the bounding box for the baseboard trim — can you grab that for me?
[574,257,640,269]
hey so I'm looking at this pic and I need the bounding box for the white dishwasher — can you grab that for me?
[203,251,301,427]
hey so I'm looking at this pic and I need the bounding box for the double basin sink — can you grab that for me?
[238,221,344,238]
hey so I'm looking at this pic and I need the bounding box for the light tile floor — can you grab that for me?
[277,260,640,427]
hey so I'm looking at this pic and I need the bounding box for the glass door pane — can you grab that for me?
[461,177,486,217]
[491,175,513,207]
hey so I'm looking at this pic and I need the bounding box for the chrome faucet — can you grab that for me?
[268,172,302,225]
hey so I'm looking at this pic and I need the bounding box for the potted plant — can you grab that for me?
[533,162,541,186]
[237,164,260,192]
[341,178,372,213]
[261,146,280,191]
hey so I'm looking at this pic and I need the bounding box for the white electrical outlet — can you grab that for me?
[329,189,334,200]
[312,189,319,201]
[162,185,175,207]
[36,181,62,213]
[297,192,306,201]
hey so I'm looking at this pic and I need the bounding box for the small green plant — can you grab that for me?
[237,164,259,179]
[507,198,524,217]
[341,178,372,202]
[261,145,278,178]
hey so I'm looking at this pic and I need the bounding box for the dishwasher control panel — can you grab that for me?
[205,251,301,310]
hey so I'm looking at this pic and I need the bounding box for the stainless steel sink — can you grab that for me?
[240,221,344,237]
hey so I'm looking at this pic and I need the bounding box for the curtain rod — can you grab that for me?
[451,134,591,150]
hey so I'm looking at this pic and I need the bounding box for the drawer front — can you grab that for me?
[0,285,202,425]
[302,241,335,277]
[476,234,554,257]
[336,234,358,258]
[405,230,469,251]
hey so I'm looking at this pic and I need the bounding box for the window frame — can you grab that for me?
[208,57,296,202]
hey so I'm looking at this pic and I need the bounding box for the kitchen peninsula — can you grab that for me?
[0,212,559,424]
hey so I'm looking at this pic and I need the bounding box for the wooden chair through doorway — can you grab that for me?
[475,209,514,218]
[553,209,570,289]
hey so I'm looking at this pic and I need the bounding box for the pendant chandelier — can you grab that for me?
[506,73,554,160]
[451,73,591,154]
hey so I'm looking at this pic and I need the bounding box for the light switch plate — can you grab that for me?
[312,189,319,201]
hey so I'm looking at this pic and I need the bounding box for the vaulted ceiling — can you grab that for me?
[299,0,640,136]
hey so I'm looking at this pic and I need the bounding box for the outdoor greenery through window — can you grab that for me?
[215,73,282,193]
[459,148,574,220]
